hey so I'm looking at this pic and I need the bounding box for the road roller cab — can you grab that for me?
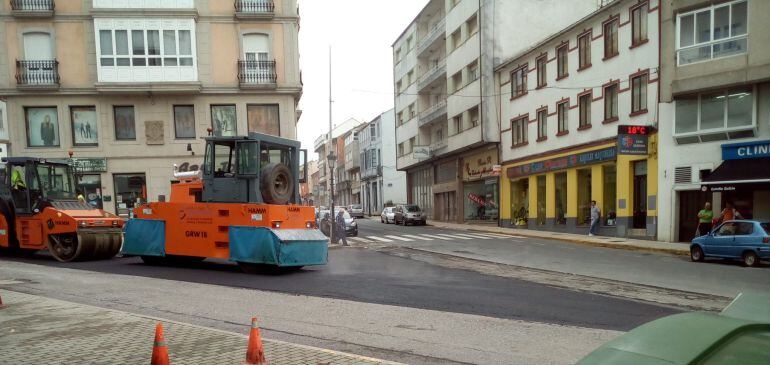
[0,157,123,262]
[123,133,328,271]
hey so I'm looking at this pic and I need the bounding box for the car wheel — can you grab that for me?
[690,246,704,262]
[381,217,385,223]
[742,251,759,267]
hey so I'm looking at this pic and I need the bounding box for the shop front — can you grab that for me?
[72,158,108,209]
[500,137,658,239]
[461,148,500,222]
[700,140,770,223]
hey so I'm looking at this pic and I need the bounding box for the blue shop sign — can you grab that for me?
[507,146,616,179]
[722,140,770,160]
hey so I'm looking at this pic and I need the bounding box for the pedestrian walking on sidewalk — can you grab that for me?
[589,201,600,236]
[336,209,348,246]
[696,202,713,237]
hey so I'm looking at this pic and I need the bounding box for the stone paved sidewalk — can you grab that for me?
[0,290,403,365]
[363,216,688,256]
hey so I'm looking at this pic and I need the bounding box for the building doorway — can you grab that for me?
[113,173,146,218]
[78,174,103,209]
[434,191,456,222]
[678,190,708,242]
[633,160,647,229]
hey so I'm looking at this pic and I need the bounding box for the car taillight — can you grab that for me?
[763,237,770,244]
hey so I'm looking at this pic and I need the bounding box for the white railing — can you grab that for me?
[416,18,445,55]
[417,59,446,89]
[418,99,447,126]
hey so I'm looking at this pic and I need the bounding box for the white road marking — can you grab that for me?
[454,233,492,240]
[436,234,472,240]
[347,237,371,243]
[385,235,414,241]
[366,236,393,242]
[476,232,527,239]
[426,234,453,240]
[402,234,432,241]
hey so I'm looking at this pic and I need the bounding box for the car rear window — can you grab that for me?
[405,205,420,212]
[761,223,770,235]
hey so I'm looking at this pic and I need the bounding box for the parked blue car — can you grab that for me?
[691,220,770,267]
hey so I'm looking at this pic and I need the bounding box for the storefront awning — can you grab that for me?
[701,157,770,188]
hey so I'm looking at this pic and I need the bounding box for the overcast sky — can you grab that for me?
[296,0,429,159]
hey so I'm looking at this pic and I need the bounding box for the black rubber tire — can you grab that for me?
[742,251,759,267]
[690,246,704,262]
[260,163,294,205]
[381,217,385,223]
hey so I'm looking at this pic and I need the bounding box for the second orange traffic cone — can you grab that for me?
[151,323,170,365]
[246,317,267,365]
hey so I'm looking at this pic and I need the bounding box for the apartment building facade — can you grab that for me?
[657,0,770,242]
[312,117,363,208]
[393,0,596,223]
[359,109,406,216]
[497,0,660,239]
[0,0,302,216]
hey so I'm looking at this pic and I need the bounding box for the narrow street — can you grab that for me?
[3,219,763,364]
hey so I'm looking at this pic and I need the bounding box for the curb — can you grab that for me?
[426,222,689,256]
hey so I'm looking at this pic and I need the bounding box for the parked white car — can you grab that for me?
[381,207,395,224]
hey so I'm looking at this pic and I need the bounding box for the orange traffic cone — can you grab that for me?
[151,323,170,365]
[246,317,267,365]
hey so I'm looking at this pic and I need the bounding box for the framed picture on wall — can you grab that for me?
[247,104,280,136]
[114,106,136,140]
[25,106,60,147]
[174,105,196,139]
[71,106,98,146]
[210,105,236,137]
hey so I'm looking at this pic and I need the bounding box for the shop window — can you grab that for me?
[603,165,617,226]
[464,179,498,221]
[510,178,529,226]
[577,169,592,225]
[555,172,567,225]
[25,106,60,147]
[536,175,546,225]
[173,105,195,139]
[78,174,103,209]
[113,173,146,218]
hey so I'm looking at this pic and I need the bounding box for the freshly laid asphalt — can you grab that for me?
[4,243,677,332]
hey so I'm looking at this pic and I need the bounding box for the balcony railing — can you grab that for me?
[238,60,277,87]
[235,0,274,14]
[416,18,445,56]
[16,60,60,86]
[417,59,446,90]
[431,139,448,152]
[10,0,54,11]
[418,99,447,127]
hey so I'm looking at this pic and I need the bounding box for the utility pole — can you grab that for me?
[327,46,336,245]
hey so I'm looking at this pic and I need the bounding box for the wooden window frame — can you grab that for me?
[602,16,620,60]
[630,69,649,116]
[556,43,569,80]
[536,107,548,141]
[578,90,592,130]
[510,64,528,100]
[630,1,649,48]
[510,115,529,148]
[577,30,592,71]
[536,54,547,89]
[556,99,569,136]
[602,80,620,124]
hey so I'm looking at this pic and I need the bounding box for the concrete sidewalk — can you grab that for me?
[0,290,402,365]
[418,219,689,256]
